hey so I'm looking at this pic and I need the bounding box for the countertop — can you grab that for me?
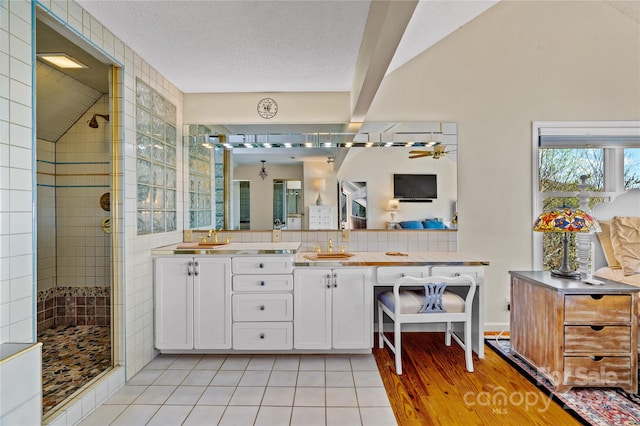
[510,270,640,293]
[151,242,302,256]
[295,251,489,267]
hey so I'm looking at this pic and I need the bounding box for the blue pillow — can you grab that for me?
[423,219,447,229]
[399,220,424,229]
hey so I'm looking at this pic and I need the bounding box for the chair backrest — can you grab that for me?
[393,274,477,314]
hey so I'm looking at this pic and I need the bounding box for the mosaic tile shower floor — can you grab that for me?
[39,325,111,415]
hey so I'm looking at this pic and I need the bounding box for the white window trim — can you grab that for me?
[531,120,640,269]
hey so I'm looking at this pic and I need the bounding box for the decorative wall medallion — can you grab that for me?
[257,98,278,119]
[100,192,110,211]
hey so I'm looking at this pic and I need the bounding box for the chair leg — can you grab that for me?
[377,302,383,349]
[464,320,474,372]
[394,320,402,375]
[445,322,452,346]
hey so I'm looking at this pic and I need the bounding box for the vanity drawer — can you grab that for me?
[430,266,484,282]
[564,356,632,386]
[233,274,293,292]
[232,256,293,274]
[232,293,293,321]
[564,295,631,323]
[376,266,430,284]
[564,325,631,353]
[233,322,293,350]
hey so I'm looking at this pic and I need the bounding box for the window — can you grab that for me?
[136,80,177,234]
[533,122,640,271]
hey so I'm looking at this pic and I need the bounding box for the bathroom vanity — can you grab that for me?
[151,242,488,356]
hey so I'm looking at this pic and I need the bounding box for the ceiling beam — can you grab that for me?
[350,0,419,122]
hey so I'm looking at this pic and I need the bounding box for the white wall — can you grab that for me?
[366,0,640,328]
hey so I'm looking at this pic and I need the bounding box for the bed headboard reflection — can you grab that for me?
[591,189,640,271]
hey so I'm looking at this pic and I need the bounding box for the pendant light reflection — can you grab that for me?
[258,160,268,180]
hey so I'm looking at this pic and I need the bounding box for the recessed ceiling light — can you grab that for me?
[37,53,88,69]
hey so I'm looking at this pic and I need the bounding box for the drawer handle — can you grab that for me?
[400,273,406,277]
[590,356,604,362]
[591,325,605,331]
[454,272,460,277]
[260,281,265,286]
[259,263,265,269]
[260,333,265,339]
[590,295,604,300]
[259,305,265,311]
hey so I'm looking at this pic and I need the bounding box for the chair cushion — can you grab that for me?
[378,289,464,314]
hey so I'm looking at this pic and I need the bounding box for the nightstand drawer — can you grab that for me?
[564,295,631,323]
[564,325,631,353]
[564,356,631,386]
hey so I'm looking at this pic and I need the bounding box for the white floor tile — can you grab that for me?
[127,369,163,386]
[169,355,203,370]
[239,370,271,386]
[268,370,298,387]
[247,356,276,370]
[299,356,325,371]
[350,355,379,371]
[326,387,358,407]
[359,407,398,426]
[273,355,300,371]
[220,356,251,370]
[145,355,179,370]
[165,385,206,405]
[77,404,127,425]
[218,405,259,425]
[210,370,244,386]
[356,387,392,407]
[183,405,226,426]
[297,371,325,387]
[353,371,384,387]
[229,386,266,406]
[153,369,190,386]
[146,405,192,425]
[197,386,235,405]
[110,404,159,426]
[262,386,296,406]
[182,369,216,386]
[290,407,325,426]
[255,406,293,426]
[133,385,176,405]
[195,356,226,370]
[325,356,352,371]
[327,407,362,426]
[104,385,147,405]
[326,371,355,387]
[294,387,325,406]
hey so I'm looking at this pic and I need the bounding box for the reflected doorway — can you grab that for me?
[340,181,368,229]
[232,180,251,229]
[273,180,303,229]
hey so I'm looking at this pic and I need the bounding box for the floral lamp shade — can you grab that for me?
[533,208,600,279]
[533,208,600,233]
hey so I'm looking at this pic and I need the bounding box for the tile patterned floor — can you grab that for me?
[40,325,111,415]
[79,353,397,426]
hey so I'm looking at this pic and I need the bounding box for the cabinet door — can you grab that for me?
[294,269,332,349]
[194,257,232,349]
[333,269,372,349]
[154,258,193,350]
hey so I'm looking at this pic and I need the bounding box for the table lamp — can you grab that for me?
[533,208,599,279]
[313,178,326,205]
[386,199,400,222]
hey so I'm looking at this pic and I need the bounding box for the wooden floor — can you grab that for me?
[372,332,582,426]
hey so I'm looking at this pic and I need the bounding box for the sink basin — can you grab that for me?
[303,252,355,260]
[176,242,228,249]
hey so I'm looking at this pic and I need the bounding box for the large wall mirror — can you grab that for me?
[183,122,458,231]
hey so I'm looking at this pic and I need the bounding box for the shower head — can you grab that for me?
[88,114,109,128]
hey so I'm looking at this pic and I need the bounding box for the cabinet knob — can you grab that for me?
[259,263,264,269]
[260,281,265,286]
[454,272,460,277]
[259,333,265,339]
[259,305,265,311]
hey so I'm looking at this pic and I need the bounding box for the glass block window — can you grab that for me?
[136,80,177,235]
[187,125,213,228]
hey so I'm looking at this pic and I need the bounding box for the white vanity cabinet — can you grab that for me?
[232,256,294,350]
[294,268,372,350]
[154,257,231,351]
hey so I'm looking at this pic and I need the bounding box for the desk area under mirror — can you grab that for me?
[183,122,458,232]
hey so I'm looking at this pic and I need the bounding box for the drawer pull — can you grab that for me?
[591,325,605,331]
[400,273,406,277]
[260,281,265,286]
[260,333,265,339]
[590,356,604,361]
[590,295,604,300]
[259,305,265,311]
[454,272,460,277]
[259,263,264,269]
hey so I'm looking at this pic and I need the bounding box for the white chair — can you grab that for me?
[377,274,476,374]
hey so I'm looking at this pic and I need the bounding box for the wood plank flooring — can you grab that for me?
[372,332,581,426]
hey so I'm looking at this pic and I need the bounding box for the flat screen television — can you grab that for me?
[393,174,437,201]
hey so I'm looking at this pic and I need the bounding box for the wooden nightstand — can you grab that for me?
[509,271,639,393]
